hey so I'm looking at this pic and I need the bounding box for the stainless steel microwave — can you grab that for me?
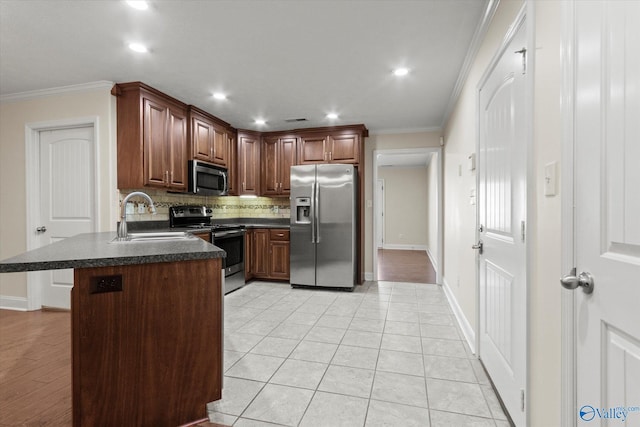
[188,160,228,196]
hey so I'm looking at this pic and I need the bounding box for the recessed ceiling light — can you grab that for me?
[128,43,148,53]
[213,92,227,100]
[126,1,149,10]
[254,119,266,125]
[393,68,409,77]
[326,113,339,120]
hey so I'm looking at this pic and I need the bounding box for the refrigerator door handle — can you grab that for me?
[315,178,320,242]
[311,182,316,243]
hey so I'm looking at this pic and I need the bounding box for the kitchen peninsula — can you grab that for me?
[0,232,225,427]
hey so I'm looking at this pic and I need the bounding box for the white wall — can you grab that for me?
[378,167,428,248]
[442,0,563,425]
[425,153,439,267]
[529,1,562,425]
[0,86,117,306]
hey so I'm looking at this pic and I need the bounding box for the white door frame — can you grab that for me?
[475,4,534,423]
[376,179,385,249]
[25,117,101,311]
[560,0,577,424]
[372,147,443,284]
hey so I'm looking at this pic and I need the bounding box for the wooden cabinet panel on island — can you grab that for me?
[237,131,261,196]
[72,258,223,427]
[113,82,188,191]
[262,136,296,196]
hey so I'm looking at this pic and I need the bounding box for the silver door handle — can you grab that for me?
[560,269,594,294]
[36,226,47,233]
[472,240,483,254]
[310,182,316,243]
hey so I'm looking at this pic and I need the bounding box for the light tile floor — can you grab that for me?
[209,281,511,427]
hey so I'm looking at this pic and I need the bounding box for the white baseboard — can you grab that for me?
[0,295,28,311]
[382,244,428,251]
[442,277,476,354]
[364,272,374,281]
[425,247,438,276]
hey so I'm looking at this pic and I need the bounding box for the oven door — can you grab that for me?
[213,228,245,294]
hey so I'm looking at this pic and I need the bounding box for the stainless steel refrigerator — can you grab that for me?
[290,164,357,290]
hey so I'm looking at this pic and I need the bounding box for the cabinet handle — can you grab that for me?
[323,152,327,161]
[329,151,332,161]
[243,181,246,192]
[277,233,284,237]
[169,171,173,183]
[164,170,169,184]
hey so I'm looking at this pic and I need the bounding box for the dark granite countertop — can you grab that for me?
[0,232,225,273]
[127,218,290,233]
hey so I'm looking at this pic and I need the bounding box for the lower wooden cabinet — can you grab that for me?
[245,228,289,282]
[192,231,211,243]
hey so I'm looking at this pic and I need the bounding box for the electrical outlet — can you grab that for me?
[90,275,123,294]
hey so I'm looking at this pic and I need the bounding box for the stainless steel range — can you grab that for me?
[170,206,246,294]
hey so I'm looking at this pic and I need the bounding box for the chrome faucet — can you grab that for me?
[117,191,157,240]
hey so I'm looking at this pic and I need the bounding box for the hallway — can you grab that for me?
[377,249,437,284]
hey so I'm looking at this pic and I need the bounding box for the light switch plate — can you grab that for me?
[544,161,557,196]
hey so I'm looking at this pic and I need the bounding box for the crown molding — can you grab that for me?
[440,0,500,129]
[369,126,442,136]
[0,80,114,104]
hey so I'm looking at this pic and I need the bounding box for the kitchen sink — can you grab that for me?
[110,231,197,243]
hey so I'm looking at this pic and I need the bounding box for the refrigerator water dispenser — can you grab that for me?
[295,197,311,224]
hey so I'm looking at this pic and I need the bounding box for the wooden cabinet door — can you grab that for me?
[269,240,290,280]
[244,229,253,281]
[191,115,214,162]
[253,229,269,277]
[227,131,237,196]
[279,137,297,194]
[238,133,260,196]
[192,231,211,243]
[212,124,227,167]
[298,135,327,164]
[328,133,359,164]
[143,97,169,187]
[262,137,279,195]
[167,106,188,190]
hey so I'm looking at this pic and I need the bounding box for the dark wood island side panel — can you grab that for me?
[71,258,223,427]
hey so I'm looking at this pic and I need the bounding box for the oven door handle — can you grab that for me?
[213,229,245,238]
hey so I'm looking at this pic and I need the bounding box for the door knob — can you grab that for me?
[472,240,483,254]
[560,269,594,294]
[36,226,47,233]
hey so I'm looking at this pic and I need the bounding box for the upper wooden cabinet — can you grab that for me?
[237,131,261,196]
[262,136,297,196]
[227,130,238,196]
[297,125,367,165]
[113,82,188,191]
[188,106,230,168]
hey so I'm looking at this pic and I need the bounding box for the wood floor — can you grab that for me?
[0,309,227,427]
[377,248,437,283]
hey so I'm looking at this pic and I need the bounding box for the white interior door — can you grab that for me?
[572,1,640,423]
[37,126,96,309]
[477,18,527,426]
[376,179,384,248]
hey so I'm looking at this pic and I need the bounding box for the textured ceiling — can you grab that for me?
[0,0,487,133]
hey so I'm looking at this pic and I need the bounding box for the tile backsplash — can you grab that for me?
[119,189,290,221]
